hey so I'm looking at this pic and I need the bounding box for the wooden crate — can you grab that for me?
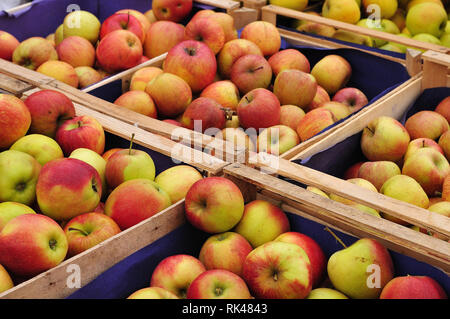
[0,73,33,97]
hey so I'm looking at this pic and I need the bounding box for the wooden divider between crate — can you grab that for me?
[421,51,450,90]
[0,73,33,97]
[223,163,450,274]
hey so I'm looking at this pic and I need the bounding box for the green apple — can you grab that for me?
[63,10,101,45]
[55,24,64,46]
[333,30,374,47]
[362,0,398,19]
[411,33,442,51]
[10,134,63,166]
[307,288,349,299]
[155,165,203,203]
[269,0,308,11]
[322,0,361,24]
[0,264,13,294]
[356,19,400,47]
[440,33,450,47]
[69,148,107,197]
[406,2,447,37]
[0,201,36,232]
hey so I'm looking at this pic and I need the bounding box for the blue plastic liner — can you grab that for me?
[67,211,450,299]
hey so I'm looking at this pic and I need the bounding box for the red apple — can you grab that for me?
[268,49,310,76]
[358,161,401,191]
[297,108,336,142]
[405,111,449,140]
[0,94,31,149]
[184,17,225,54]
[130,66,164,91]
[179,97,226,133]
[435,96,450,123]
[280,105,306,131]
[75,66,103,89]
[12,37,58,70]
[380,276,447,299]
[116,9,152,35]
[307,85,331,111]
[152,0,193,22]
[207,12,238,42]
[217,39,263,79]
[344,161,365,180]
[102,148,123,161]
[240,21,281,56]
[143,21,185,58]
[0,30,20,61]
[114,91,157,118]
[56,36,96,68]
[200,80,240,110]
[273,69,317,109]
[404,137,445,161]
[100,13,145,44]
[332,87,369,113]
[230,54,272,94]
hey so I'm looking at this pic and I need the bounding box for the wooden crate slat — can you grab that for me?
[0,73,33,96]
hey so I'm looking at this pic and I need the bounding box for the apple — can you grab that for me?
[180,97,226,133]
[404,138,445,162]
[0,202,36,233]
[307,85,331,111]
[100,13,145,44]
[187,269,252,299]
[270,0,308,10]
[105,179,171,230]
[114,91,157,118]
[184,177,244,234]
[0,264,13,294]
[217,39,263,79]
[322,0,361,24]
[63,10,101,45]
[200,80,240,110]
[405,111,449,140]
[332,87,369,113]
[101,148,122,162]
[444,175,450,202]
[225,116,240,129]
[116,9,152,34]
[243,241,312,299]
[380,276,447,299]
[295,12,336,38]
[307,186,330,198]
[207,12,238,43]
[75,66,102,89]
[406,2,447,37]
[10,134,63,166]
[130,67,163,91]
[184,17,225,55]
[12,37,58,70]
[428,201,450,239]
[240,21,281,56]
[0,94,31,149]
[360,116,410,162]
[0,214,68,277]
[311,55,352,95]
[0,30,19,61]
[296,108,336,142]
[275,232,326,288]
[144,9,158,23]
[439,131,450,160]
[155,165,202,203]
[54,24,64,46]
[143,21,184,59]
[358,161,401,191]
[152,0,193,22]
[96,30,143,73]
[344,161,365,180]
[307,288,348,299]
[145,72,192,118]
[221,128,256,153]
[127,287,179,299]
[237,88,281,131]
[356,19,400,48]
[435,96,450,123]
[163,40,217,92]
[406,0,444,11]
[333,30,374,47]
[268,49,310,77]
[273,69,317,109]
[24,89,75,138]
[279,105,306,132]
[318,102,352,121]
[257,125,300,156]
[230,54,272,94]
[64,212,121,257]
[56,36,95,68]
[36,60,79,88]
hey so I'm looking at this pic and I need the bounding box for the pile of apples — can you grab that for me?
[127,176,447,299]
[311,96,450,235]
[282,0,450,52]
[0,0,195,89]
[112,9,370,156]
[0,89,204,294]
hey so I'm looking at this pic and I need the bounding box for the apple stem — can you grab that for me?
[129,133,135,155]
[125,12,130,29]
[68,227,89,236]
[245,96,250,103]
[365,126,374,135]
[252,66,264,72]
[324,226,347,249]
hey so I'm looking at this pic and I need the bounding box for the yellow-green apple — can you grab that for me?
[116,9,152,34]
[36,60,79,88]
[428,197,445,207]
[240,21,281,56]
[332,87,369,113]
[273,69,317,109]
[333,29,374,47]
[152,0,193,22]
[145,73,192,118]
[217,39,263,78]
[307,288,349,299]
[56,36,95,68]
[322,0,361,24]
[144,9,158,23]
[0,31,19,61]
[130,66,163,91]
[404,137,444,161]
[360,116,410,162]
[269,0,308,10]
[184,17,225,55]
[329,178,381,217]
[379,42,406,53]
[237,88,281,131]
[356,19,400,48]
[150,254,205,298]
[380,174,429,225]
[406,0,444,11]
[380,276,447,299]
[0,202,36,232]
[10,134,64,166]
[64,212,121,257]
[344,161,365,179]
[0,264,13,293]
[311,55,352,95]
[362,0,398,19]
[200,80,240,110]
[307,85,331,111]
[198,232,252,276]
[24,89,75,138]
[114,91,157,118]
[441,33,450,47]
[0,214,68,277]
[296,108,336,142]
[358,161,401,191]
[257,125,300,155]
[63,10,101,45]
[280,105,306,131]
[105,179,171,230]
[75,66,102,89]
[12,37,58,70]
[295,12,336,38]
[435,96,450,123]
[391,8,407,30]
[402,148,450,196]
[268,49,311,77]
[439,131,450,159]
[406,2,447,37]
[0,94,31,149]
[36,158,102,221]
[230,54,272,94]
[100,13,145,44]
[155,165,203,203]
[221,128,256,153]
[187,269,252,299]
[184,177,244,233]
[207,12,238,42]
[411,33,442,49]
[428,201,450,239]
[0,150,41,205]
[54,24,64,46]
[307,186,330,198]
[275,232,326,288]
[405,111,449,140]
[164,40,217,92]
[96,30,143,73]
[102,148,123,161]
[127,287,179,299]
[55,115,105,156]
[180,97,226,132]
[318,101,352,121]
[328,238,394,299]
[234,200,290,248]
[144,21,184,59]
[242,241,312,299]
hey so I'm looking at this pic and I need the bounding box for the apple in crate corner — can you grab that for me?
[332,87,369,113]
[12,37,58,70]
[240,21,281,57]
[0,202,36,232]
[200,80,241,110]
[56,36,96,68]
[100,13,145,44]
[0,214,68,277]
[218,39,263,79]
[0,30,19,61]
[24,89,76,138]
[155,165,203,203]
[0,264,13,294]
[311,55,352,95]
[296,108,336,142]
[150,254,205,299]
[37,60,79,88]
[230,54,272,94]
[130,67,164,91]
[187,269,252,299]
[380,276,447,299]
[0,150,41,206]
[184,177,245,234]
[180,97,226,132]
[273,69,318,109]
[75,66,103,89]
[152,0,193,22]
[268,49,310,76]
[114,91,157,118]
[10,134,64,166]
[0,94,31,149]
[243,241,312,299]
[128,287,179,299]
[257,125,300,156]
[184,17,225,55]
[405,111,449,140]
